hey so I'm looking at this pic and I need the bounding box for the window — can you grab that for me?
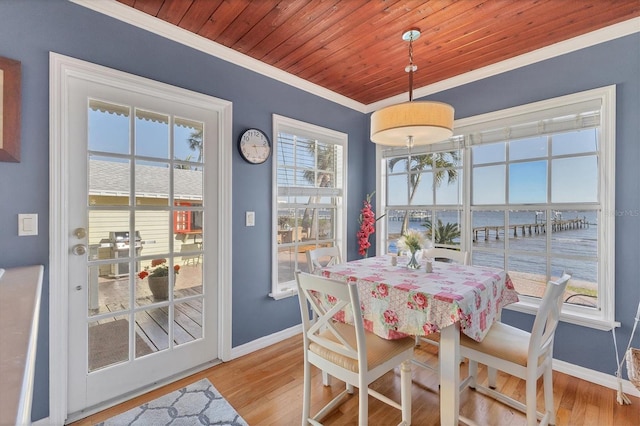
[377,86,616,329]
[380,141,464,254]
[271,115,347,299]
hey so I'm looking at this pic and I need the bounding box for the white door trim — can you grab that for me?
[48,52,233,424]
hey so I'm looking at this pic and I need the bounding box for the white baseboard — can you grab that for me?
[553,358,640,398]
[230,323,302,360]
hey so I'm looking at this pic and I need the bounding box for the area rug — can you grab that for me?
[96,378,248,426]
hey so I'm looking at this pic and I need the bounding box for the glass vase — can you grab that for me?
[407,250,420,269]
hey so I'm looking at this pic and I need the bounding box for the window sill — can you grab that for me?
[269,287,298,300]
[505,300,619,331]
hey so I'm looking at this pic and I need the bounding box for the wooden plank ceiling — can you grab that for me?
[117,0,640,105]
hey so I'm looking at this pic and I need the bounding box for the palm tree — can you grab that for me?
[388,151,460,235]
[301,140,335,239]
[422,218,461,245]
[187,129,203,163]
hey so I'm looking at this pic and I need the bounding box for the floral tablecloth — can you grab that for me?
[320,254,519,342]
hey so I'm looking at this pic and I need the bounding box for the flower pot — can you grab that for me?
[148,275,169,300]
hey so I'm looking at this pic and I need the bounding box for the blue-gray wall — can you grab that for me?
[0,0,637,422]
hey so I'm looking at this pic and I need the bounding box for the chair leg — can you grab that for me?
[400,360,412,425]
[322,371,332,386]
[359,381,368,426]
[543,366,556,425]
[487,366,497,389]
[302,359,311,426]
[525,371,538,426]
[468,360,478,389]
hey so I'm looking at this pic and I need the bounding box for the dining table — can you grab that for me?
[319,253,519,426]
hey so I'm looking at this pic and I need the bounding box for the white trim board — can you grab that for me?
[70,0,639,114]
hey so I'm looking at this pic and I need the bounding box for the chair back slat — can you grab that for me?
[528,273,571,363]
[296,271,365,364]
[422,247,469,265]
[306,246,342,274]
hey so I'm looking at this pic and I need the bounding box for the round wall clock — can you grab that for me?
[238,128,271,164]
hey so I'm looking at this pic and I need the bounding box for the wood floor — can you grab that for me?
[73,334,639,425]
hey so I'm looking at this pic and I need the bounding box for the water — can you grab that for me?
[386,210,597,281]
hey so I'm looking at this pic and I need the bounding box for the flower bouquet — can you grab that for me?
[397,229,426,269]
[357,192,385,257]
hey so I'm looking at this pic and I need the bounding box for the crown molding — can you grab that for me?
[71,1,638,114]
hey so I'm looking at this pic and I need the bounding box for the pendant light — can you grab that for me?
[370,29,454,147]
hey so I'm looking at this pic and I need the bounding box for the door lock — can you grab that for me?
[72,244,87,256]
[73,228,87,239]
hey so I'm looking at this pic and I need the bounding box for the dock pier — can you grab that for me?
[473,217,588,242]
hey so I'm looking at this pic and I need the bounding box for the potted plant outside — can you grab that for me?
[138,258,180,300]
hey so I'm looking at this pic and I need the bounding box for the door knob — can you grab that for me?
[73,228,87,239]
[72,244,87,256]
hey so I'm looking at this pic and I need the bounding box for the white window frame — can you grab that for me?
[271,115,348,299]
[376,85,616,330]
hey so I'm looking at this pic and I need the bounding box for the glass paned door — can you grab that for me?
[67,75,217,414]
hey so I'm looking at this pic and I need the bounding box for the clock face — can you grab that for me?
[238,128,271,164]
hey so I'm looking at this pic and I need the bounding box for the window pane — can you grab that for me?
[551,156,598,202]
[431,210,462,246]
[174,120,204,163]
[89,156,130,206]
[507,257,547,300]
[411,172,433,205]
[473,165,505,204]
[135,161,170,206]
[88,101,130,155]
[472,210,505,248]
[552,129,598,155]
[508,210,546,252]
[552,257,597,308]
[388,175,408,205]
[435,169,462,205]
[509,136,547,160]
[134,210,170,257]
[135,109,169,159]
[509,161,547,204]
[472,143,505,164]
[388,157,407,173]
[386,209,405,252]
[317,208,335,240]
[471,250,504,270]
[277,246,296,282]
[551,210,597,257]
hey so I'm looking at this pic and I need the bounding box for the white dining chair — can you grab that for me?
[306,246,342,274]
[413,248,469,373]
[306,246,343,386]
[459,273,571,426]
[422,247,469,266]
[295,271,414,426]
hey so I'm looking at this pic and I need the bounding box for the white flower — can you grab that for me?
[397,229,426,253]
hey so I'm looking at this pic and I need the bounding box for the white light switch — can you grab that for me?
[246,211,255,227]
[19,213,38,236]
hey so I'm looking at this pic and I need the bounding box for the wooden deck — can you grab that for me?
[89,264,205,368]
[94,287,202,350]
